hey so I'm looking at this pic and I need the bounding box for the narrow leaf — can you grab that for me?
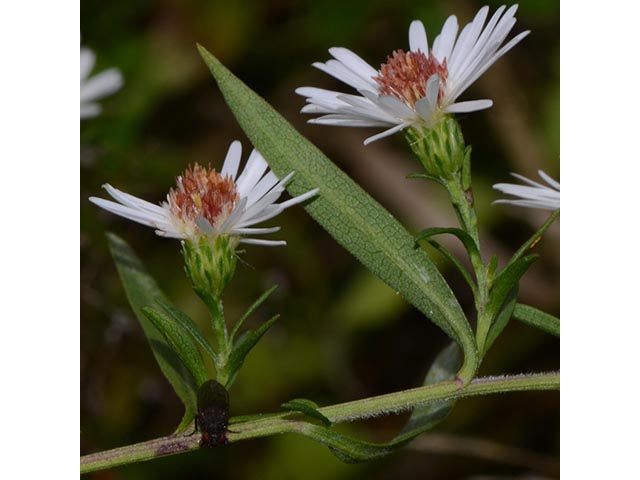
[281,399,332,426]
[427,240,477,297]
[400,342,462,437]
[107,233,197,432]
[230,284,279,342]
[224,314,280,386]
[507,210,559,268]
[486,255,539,321]
[198,46,478,378]
[156,299,218,363]
[289,343,463,463]
[484,287,518,353]
[513,303,560,337]
[415,227,480,262]
[142,307,209,386]
[486,254,499,283]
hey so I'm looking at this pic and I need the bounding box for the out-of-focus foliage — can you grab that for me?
[81,0,559,478]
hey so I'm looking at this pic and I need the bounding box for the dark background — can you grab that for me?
[81,0,559,478]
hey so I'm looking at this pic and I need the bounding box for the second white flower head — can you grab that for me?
[296,5,529,144]
[90,141,319,247]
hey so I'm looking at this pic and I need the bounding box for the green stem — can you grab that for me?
[81,372,559,474]
[444,178,491,353]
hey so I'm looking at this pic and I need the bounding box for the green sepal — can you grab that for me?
[461,146,472,191]
[142,307,209,386]
[406,172,446,186]
[281,399,332,426]
[155,299,218,364]
[182,236,238,300]
[405,117,466,181]
[223,314,280,387]
[513,303,560,337]
[196,45,479,380]
[106,233,198,433]
[230,285,279,342]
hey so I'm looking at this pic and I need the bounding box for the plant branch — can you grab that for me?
[81,371,559,474]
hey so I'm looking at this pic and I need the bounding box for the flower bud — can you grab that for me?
[405,116,469,181]
[182,235,238,299]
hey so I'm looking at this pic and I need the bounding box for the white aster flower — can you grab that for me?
[81,45,124,119]
[89,141,319,246]
[493,170,560,211]
[296,5,529,144]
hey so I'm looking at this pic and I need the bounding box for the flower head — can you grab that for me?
[493,170,560,211]
[89,141,319,247]
[296,5,529,144]
[81,45,123,119]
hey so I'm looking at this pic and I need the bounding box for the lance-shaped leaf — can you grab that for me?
[197,46,478,380]
[486,255,539,322]
[156,299,218,364]
[513,303,560,337]
[282,343,463,463]
[107,234,198,432]
[142,307,209,387]
[223,314,280,387]
[484,287,519,353]
[281,399,332,426]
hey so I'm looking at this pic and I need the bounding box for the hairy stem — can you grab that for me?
[81,371,559,474]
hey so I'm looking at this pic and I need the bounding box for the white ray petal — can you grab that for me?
[240,238,287,247]
[363,123,410,145]
[221,141,243,180]
[80,48,96,81]
[409,20,429,53]
[232,226,281,235]
[81,69,123,102]
[444,99,493,113]
[235,149,268,195]
[432,15,459,62]
[328,47,378,86]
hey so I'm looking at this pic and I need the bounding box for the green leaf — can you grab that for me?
[426,240,477,297]
[223,314,280,387]
[142,307,209,387]
[486,255,539,321]
[281,399,332,426]
[400,342,462,436]
[513,303,560,337]
[484,287,518,353]
[156,299,218,364]
[415,227,480,263]
[107,233,198,432]
[198,46,478,380]
[487,254,499,284]
[287,343,462,463]
[507,210,559,268]
[481,255,538,353]
[230,284,279,342]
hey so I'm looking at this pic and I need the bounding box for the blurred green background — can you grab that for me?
[81,0,559,478]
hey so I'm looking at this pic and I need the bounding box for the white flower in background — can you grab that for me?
[89,141,319,246]
[296,5,529,144]
[493,170,560,211]
[80,45,123,119]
